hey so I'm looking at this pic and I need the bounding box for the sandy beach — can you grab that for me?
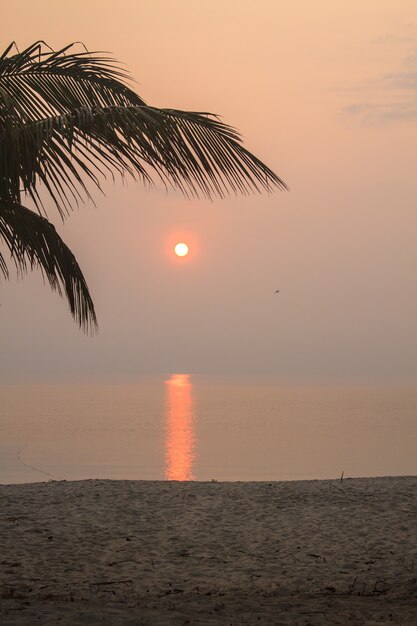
[1,476,416,625]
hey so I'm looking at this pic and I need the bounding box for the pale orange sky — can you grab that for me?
[1,1,416,383]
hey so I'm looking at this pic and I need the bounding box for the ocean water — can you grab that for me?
[0,376,416,484]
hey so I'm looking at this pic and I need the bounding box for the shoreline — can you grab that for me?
[3,471,417,487]
[1,476,416,624]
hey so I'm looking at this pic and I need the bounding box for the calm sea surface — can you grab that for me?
[0,377,416,484]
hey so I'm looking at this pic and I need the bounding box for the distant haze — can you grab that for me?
[1,0,416,384]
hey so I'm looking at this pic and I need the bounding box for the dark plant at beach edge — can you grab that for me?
[0,41,287,332]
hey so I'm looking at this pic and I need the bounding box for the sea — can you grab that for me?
[0,376,416,484]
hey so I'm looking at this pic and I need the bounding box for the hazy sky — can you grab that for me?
[1,0,416,383]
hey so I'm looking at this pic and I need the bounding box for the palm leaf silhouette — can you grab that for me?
[0,202,96,331]
[0,42,287,331]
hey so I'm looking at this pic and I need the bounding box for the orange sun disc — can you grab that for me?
[174,242,189,257]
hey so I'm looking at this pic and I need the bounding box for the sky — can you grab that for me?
[1,0,416,384]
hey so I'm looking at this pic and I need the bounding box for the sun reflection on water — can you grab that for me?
[164,374,195,480]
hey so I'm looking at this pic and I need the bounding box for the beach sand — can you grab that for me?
[1,476,416,625]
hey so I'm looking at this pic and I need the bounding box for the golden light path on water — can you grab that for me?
[164,374,195,480]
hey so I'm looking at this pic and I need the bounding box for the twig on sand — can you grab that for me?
[300,611,326,615]
[89,580,133,586]
[108,560,141,567]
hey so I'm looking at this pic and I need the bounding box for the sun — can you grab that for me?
[174,242,189,257]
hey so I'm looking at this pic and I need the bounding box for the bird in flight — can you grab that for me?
[274,290,280,293]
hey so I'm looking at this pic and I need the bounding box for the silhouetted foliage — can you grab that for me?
[0,42,286,331]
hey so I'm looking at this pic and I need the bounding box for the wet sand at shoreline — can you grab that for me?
[1,476,416,624]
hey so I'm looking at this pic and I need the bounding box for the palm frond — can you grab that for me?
[0,41,287,217]
[0,104,287,216]
[0,250,8,278]
[0,42,287,332]
[0,201,97,332]
[0,41,146,125]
